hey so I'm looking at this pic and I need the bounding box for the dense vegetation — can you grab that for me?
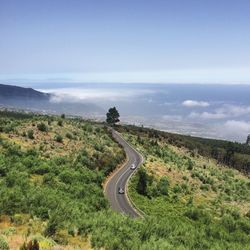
[0,111,126,249]
[0,111,249,249]
[119,125,250,174]
[118,125,250,250]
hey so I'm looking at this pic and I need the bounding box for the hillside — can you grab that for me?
[0,84,103,116]
[0,84,50,100]
[0,111,249,250]
[0,110,125,249]
[122,125,250,174]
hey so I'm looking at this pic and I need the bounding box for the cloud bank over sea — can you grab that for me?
[38,83,250,143]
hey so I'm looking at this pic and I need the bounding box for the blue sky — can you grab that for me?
[0,0,250,84]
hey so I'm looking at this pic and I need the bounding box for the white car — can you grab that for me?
[118,187,125,194]
[130,163,136,170]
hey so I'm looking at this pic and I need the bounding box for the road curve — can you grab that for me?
[104,129,144,218]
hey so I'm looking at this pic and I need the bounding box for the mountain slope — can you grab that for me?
[0,111,249,249]
[0,83,103,116]
[0,84,50,100]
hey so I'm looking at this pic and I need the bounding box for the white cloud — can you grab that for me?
[189,104,250,120]
[162,114,183,121]
[224,120,250,131]
[218,105,250,117]
[216,120,250,142]
[40,88,154,103]
[189,111,227,119]
[182,100,210,107]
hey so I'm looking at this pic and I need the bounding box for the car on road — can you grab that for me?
[130,163,136,170]
[118,187,125,194]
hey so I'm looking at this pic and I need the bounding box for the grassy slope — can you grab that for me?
[0,113,125,249]
[119,126,250,249]
[0,112,250,250]
[125,133,249,214]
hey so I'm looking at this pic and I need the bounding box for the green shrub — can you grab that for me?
[182,175,188,181]
[157,176,169,195]
[187,159,194,170]
[136,168,148,196]
[0,235,9,250]
[44,217,59,237]
[32,163,50,175]
[173,184,181,193]
[27,130,34,139]
[37,123,48,132]
[54,134,63,143]
[200,184,210,191]
[57,120,63,127]
[238,219,250,234]
[94,144,104,152]
[184,208,205,221]
[83,124,93,132]
[59,170,75,184]
[95,127,101,133]
[222,215,237,232]
[1,227,16,236]
[187,197,193,205]
[11,214,25,225]
[65,133,73,139]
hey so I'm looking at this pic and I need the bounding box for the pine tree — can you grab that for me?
[106,107,120,126]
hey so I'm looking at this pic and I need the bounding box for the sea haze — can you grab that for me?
[37,83,250,143]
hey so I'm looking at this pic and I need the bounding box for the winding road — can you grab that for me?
[104,129,144,218]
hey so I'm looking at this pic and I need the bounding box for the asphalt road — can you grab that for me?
[104,129,144,218]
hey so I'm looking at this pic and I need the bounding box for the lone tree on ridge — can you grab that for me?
[106,107,120,126]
